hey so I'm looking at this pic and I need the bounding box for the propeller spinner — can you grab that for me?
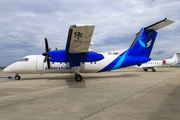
[42,37,51,69]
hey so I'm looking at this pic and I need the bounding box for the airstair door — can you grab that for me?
[36,57,44,70]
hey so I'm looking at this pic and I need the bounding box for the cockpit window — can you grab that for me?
[20,58,29,62]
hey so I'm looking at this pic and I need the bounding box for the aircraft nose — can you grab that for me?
[3,65,13,73]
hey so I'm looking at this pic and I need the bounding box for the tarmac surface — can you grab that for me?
[0,67,180,120]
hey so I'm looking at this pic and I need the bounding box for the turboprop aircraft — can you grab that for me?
[136,52,180,72]
[3,18,174,81]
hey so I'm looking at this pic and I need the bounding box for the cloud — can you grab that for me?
[0,0,180,66]
[153,49,165,55]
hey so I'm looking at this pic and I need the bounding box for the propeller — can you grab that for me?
[42,37,51,69]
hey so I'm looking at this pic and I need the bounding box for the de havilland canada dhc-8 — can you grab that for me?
[3,18,174,81]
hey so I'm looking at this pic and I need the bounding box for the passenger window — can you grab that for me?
[20,58,29,62]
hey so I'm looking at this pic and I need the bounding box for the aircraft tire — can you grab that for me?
[152,68,156,72]
[143,69,148,71]
[75,74,82,81]
[15,75,21,80]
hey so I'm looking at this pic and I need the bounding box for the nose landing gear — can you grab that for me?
[15,74,21,80]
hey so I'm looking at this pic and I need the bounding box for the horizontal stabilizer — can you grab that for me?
[145,18,174,31]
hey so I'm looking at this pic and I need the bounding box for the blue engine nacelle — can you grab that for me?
[49,50,104,65]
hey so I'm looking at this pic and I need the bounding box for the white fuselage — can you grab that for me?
[136,59,177,69]
[135,53,180,70]
[3,50,126,74]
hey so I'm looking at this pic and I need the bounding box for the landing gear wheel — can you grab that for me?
[143,69,148,72]
[152,68,156,72]
[75,74,82,81]
[15,75,21,80]
[72,66,82,81]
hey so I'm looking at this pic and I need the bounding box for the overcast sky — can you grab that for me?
[0,0,180,66]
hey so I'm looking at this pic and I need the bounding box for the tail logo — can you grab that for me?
[146,39,152,48]
[139,39,152,48]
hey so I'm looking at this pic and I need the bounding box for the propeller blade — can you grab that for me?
[45,37,49,52]
[47,57,50,69]
[42,37,51,69]
[42,52,48,56]
[44,55,49,63]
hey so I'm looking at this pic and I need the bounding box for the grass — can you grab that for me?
[0,68,4,70]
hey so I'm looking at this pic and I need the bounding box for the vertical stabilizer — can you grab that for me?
[98,18,174,73]
[127,28,157,57]
[172,53,180,62]
[127,18,174,57]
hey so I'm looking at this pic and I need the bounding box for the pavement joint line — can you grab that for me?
[0,90,19,95]
[81,73,179,120]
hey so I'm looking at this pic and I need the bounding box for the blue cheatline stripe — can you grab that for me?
[111,51,128,70]
[97,50,128,73]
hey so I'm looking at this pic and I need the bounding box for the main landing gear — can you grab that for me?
[152,68,156,72]
[143,68,156,72]
[75,74,82,81]
[72,67,82,81]
[143,69,148,71]
[15,73,21,80]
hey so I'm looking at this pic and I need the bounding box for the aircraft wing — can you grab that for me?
[145,18,174,31]
[65,24,95,53]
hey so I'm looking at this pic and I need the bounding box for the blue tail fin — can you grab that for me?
[127,28,157,57]
[127,18,174,57]
[98,18,174,73]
